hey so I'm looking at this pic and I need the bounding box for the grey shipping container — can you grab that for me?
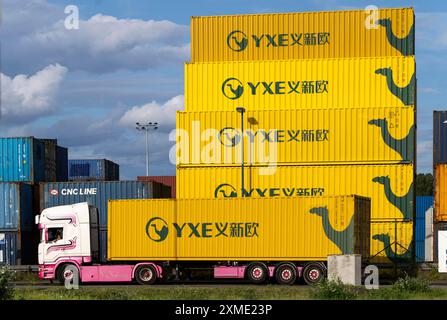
[0,183,34,231]
[0,137,45,183]
[434,111,447,164]
[56,146,68,181]
[68,159,119,181]
[39,181,167,228]
[0,230,38,265]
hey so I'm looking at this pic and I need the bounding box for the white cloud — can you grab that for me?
[119,95,184,129]
[1,64,68,121]
[3,0,190,74]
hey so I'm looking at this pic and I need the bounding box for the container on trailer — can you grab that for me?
[176,163,414,221]
[184,56,416,112]
[0,137,45,183]
[435,164,447,222]
[176,107,415,165]
[107,196,370,261]
[434,111,447,165]
[40,181,166,228]
[370,220,413,263]
[68,159,120,181]
[56,146,68,182]
[0,230,38,265]
[191,8,415,62]
[415,196,433,262]
[137,176,176,198]
[0,183,34,231]
[39,139,57,182]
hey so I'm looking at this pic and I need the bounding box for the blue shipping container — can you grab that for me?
[434,111,447,165]
[416,196,434,262]
[0,183,34,231]
[40,181,159,228]
[56,146,68,181]
[0,231,38,265]
[68,159,119,181]
[0,137,45,183]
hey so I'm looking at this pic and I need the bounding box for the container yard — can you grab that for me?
[3,2,447,305]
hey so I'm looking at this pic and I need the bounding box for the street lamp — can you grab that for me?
[136,122,158,176]
[236,107,245,197]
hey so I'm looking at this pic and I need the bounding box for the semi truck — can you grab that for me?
[36,195,370,285]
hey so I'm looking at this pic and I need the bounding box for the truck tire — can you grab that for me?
[135,264,158,285]
[246,263,268,284]
[275,263,297,285]
[57,264,79,286]
[303,263,326,285]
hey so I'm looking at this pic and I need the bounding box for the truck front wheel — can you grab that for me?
[135,264,158,285]
[57,264,80,286]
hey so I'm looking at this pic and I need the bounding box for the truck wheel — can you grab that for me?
[57,264,79,286]
[135,265,157,285]
[246,263,268,284]
[275,263,297,285]
[303,263,326,285]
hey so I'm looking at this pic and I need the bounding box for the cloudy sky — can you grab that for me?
[0,0,443,178]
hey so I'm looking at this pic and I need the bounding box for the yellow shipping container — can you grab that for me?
[108,196,370,261]
[176,107,415,165]
[176,164,414,221]
[184,56,415,112]
[370,220,413,263]
[191,8,414,62]
[435,164,447,222]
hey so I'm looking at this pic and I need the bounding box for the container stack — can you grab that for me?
[433,111,447,261]
[177,8,416,263]
[68,159,120,181]
[0,137,68,264]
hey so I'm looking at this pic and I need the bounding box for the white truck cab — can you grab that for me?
[36,202,100,281]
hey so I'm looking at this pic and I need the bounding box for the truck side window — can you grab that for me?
[47,228,63,243]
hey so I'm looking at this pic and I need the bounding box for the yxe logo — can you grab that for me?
[146,217,169,242]
[145,216,259,242]
[222,77,244,100]
[226,30,330,52]
[227,30,248,52]
[218,127,241,147]
[221,77,328,100]
[214,183,325,198]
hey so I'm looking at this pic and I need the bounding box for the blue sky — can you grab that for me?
[0,0,443,178]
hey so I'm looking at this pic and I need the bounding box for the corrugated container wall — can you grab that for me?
[176,164,414,221]
[39,139,57,182]
[40,181,166,228]
[0,137,45,183]
[191,8,414,62]
[184,56,415,112]
[0,231,38,265]
[176,108,415,165]
[0,183,34,231]
[370,220,413,263]
[68,159,120,181]
[435,164,447,222]
[56,146,68,181]
[433,111,447,165]
[416,196,433,262]
[137,176,176,198]
[108,196,370,261]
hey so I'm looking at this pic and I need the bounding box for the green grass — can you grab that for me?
[13,285,312,300]
[11,284,447,300]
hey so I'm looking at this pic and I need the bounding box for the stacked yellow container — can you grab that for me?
[177,8,416,263]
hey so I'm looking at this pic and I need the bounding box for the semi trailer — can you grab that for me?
[36,195,370,285]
